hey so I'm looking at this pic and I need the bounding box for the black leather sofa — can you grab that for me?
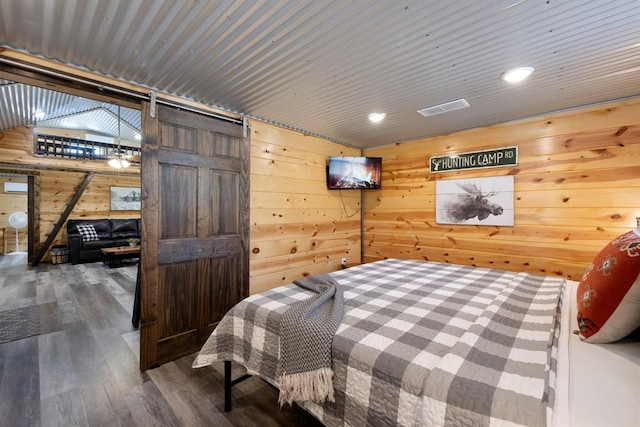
[66,218,141,264]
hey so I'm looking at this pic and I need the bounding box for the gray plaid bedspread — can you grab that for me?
[193,259,565,427]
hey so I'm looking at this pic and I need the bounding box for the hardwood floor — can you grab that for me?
[0,255,323,427]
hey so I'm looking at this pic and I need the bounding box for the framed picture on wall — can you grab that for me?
[110,186,141,211]
[436,176,514,226]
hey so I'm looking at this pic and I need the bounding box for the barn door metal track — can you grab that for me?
[0,56,242,125]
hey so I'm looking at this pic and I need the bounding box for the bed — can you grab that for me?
[193,258,640,427]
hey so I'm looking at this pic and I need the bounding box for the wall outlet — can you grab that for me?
[341,258,347,267]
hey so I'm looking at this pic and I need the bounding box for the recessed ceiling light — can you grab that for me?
[368,112,386,123]
[502,66,534,83]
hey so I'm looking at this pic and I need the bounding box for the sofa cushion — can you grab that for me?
[76,224,99,242]
[82,239,118,250]
[82,239,116,251]
[68,219,112,240]
[111,218,139,238]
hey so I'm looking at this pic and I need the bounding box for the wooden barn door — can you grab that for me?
[140,102,249,370]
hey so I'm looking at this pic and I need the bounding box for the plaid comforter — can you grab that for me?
[193,259,565,427]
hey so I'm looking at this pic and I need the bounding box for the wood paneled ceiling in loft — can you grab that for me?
[0,1,639,148]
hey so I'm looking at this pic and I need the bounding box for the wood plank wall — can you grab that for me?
[1,122,359,290]
[363,97,640,281]
[0,126,141,260]
[9,95,636,287]
[249,121,361,293]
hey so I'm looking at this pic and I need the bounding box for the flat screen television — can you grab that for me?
[327,156,382,190]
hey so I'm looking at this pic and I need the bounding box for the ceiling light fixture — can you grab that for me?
[502,66,534,83]
[368,112,386,123]
[108,155,130,169]
[33,110,46,120]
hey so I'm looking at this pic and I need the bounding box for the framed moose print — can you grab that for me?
[435,176,514,226]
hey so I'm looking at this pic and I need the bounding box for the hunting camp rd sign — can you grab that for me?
[429,146,518,173]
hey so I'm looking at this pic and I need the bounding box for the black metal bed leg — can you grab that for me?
[224,361,232,412]
[223,360,253,412]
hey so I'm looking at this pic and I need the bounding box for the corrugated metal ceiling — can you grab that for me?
[0,79,140,143]
[0,0,639,148]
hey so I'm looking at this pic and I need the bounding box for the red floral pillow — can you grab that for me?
[577,230,640,343]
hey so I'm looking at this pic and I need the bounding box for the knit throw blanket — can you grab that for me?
[277,273,344,407]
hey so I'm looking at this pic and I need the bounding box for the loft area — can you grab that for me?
[35,133,141,165]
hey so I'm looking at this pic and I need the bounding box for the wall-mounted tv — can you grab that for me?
[327,156,382,190]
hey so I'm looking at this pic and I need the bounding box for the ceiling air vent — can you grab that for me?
[417,98,470,117]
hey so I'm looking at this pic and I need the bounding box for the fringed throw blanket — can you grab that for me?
[277,273,344,406]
